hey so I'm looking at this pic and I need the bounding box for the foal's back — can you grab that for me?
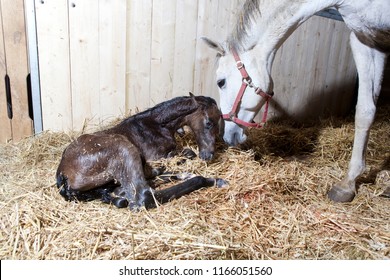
[105,95,218,161]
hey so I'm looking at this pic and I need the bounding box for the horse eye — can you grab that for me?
[217,79,226,89]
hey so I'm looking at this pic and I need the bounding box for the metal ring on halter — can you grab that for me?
[228,111,236,121]
[243,77,252,86]
[236,61,244,69]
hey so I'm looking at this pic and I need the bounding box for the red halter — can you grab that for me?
[221,49,274,128]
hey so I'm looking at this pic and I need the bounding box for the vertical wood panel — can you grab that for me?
[126,0,152,112]
[149,0,177,105]
[0,1,12,142]
[68,0,100,131]
[194,0,241,102]
[270,16,357,121]
[35,0,72,132]
[99,0,126,121]
[1,0,32,140]
[172,0,198,96]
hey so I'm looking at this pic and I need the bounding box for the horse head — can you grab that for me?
[202,37,274,146]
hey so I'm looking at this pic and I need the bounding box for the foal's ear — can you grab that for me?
[201,37,225,56]
[189,92,195,98]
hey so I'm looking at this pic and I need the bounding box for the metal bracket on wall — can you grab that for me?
[25,0,43,134]
[316,8,344,22]
[4,74,13,119]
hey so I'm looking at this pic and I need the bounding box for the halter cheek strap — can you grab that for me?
[221,49,274,128]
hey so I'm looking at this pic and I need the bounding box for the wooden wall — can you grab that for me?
[269,16,357,120]
[0,0,33,142]
[34,0,242,132]
[3,0,361,138]
[35,0,127,132]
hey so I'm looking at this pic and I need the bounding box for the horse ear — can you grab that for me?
[201,37,225,56]
[189,92,195,98]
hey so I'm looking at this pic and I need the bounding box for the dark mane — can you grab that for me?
[228,0,261,51]
[116,95,217,129]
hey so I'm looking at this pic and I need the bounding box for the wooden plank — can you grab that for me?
[171,0,198,96]
[327,18,356,113]
[0,1,12,142]
[194,0,241,103]
[1,0,32,141]
[149,0,177,105]
[68,0,100,131]
[126,0,152,112]
[35,0,72,132]
[98,0,126,123]
[270,16,356,120]
[194,0,221,102]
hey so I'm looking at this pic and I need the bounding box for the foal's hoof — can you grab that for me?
[177,149,197,165]
[182,148,197,159]
[152,166,166,177]
[380,187,390,198]
[112,197,129,208]
[215,178,228,188]
[327,185,356,203]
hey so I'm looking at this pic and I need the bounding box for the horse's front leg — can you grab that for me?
[328,33,387,202]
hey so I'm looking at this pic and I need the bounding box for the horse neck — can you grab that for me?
[233,0,342,56]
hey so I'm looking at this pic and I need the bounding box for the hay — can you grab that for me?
[1,105,389,260]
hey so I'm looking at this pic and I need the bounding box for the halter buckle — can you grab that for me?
[236,61,244,69]
[255,88,274,100]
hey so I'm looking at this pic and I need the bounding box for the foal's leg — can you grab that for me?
[328,33,387,202]
[143,161,165,179]
[109,146,154,209]
[140,176,227,209]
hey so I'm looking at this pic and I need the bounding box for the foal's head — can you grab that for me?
[185,94,221,161]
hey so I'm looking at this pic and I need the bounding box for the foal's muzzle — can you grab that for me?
[199,150,214,161]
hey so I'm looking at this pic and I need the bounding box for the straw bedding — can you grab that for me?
[1,105,389,260]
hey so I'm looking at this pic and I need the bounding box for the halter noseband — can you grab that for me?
[221,49,274,128]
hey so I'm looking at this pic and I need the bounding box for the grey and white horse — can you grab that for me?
[203,0,389,202]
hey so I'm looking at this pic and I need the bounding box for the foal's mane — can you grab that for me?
[228,0,261,51]
[123,96,216,127]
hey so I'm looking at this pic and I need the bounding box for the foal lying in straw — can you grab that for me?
[56,93,226,210]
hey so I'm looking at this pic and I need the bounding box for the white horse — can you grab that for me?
[203,0,389,202]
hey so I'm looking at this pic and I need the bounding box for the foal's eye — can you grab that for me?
[217,79,226,89]
[205,121,214,129]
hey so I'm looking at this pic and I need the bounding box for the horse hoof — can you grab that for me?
[216,178,228,188]
[112,197,129,208]
[327,185,355,203]
[376,170,390,198]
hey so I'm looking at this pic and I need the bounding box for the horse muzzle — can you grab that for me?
[223,122,247,146]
